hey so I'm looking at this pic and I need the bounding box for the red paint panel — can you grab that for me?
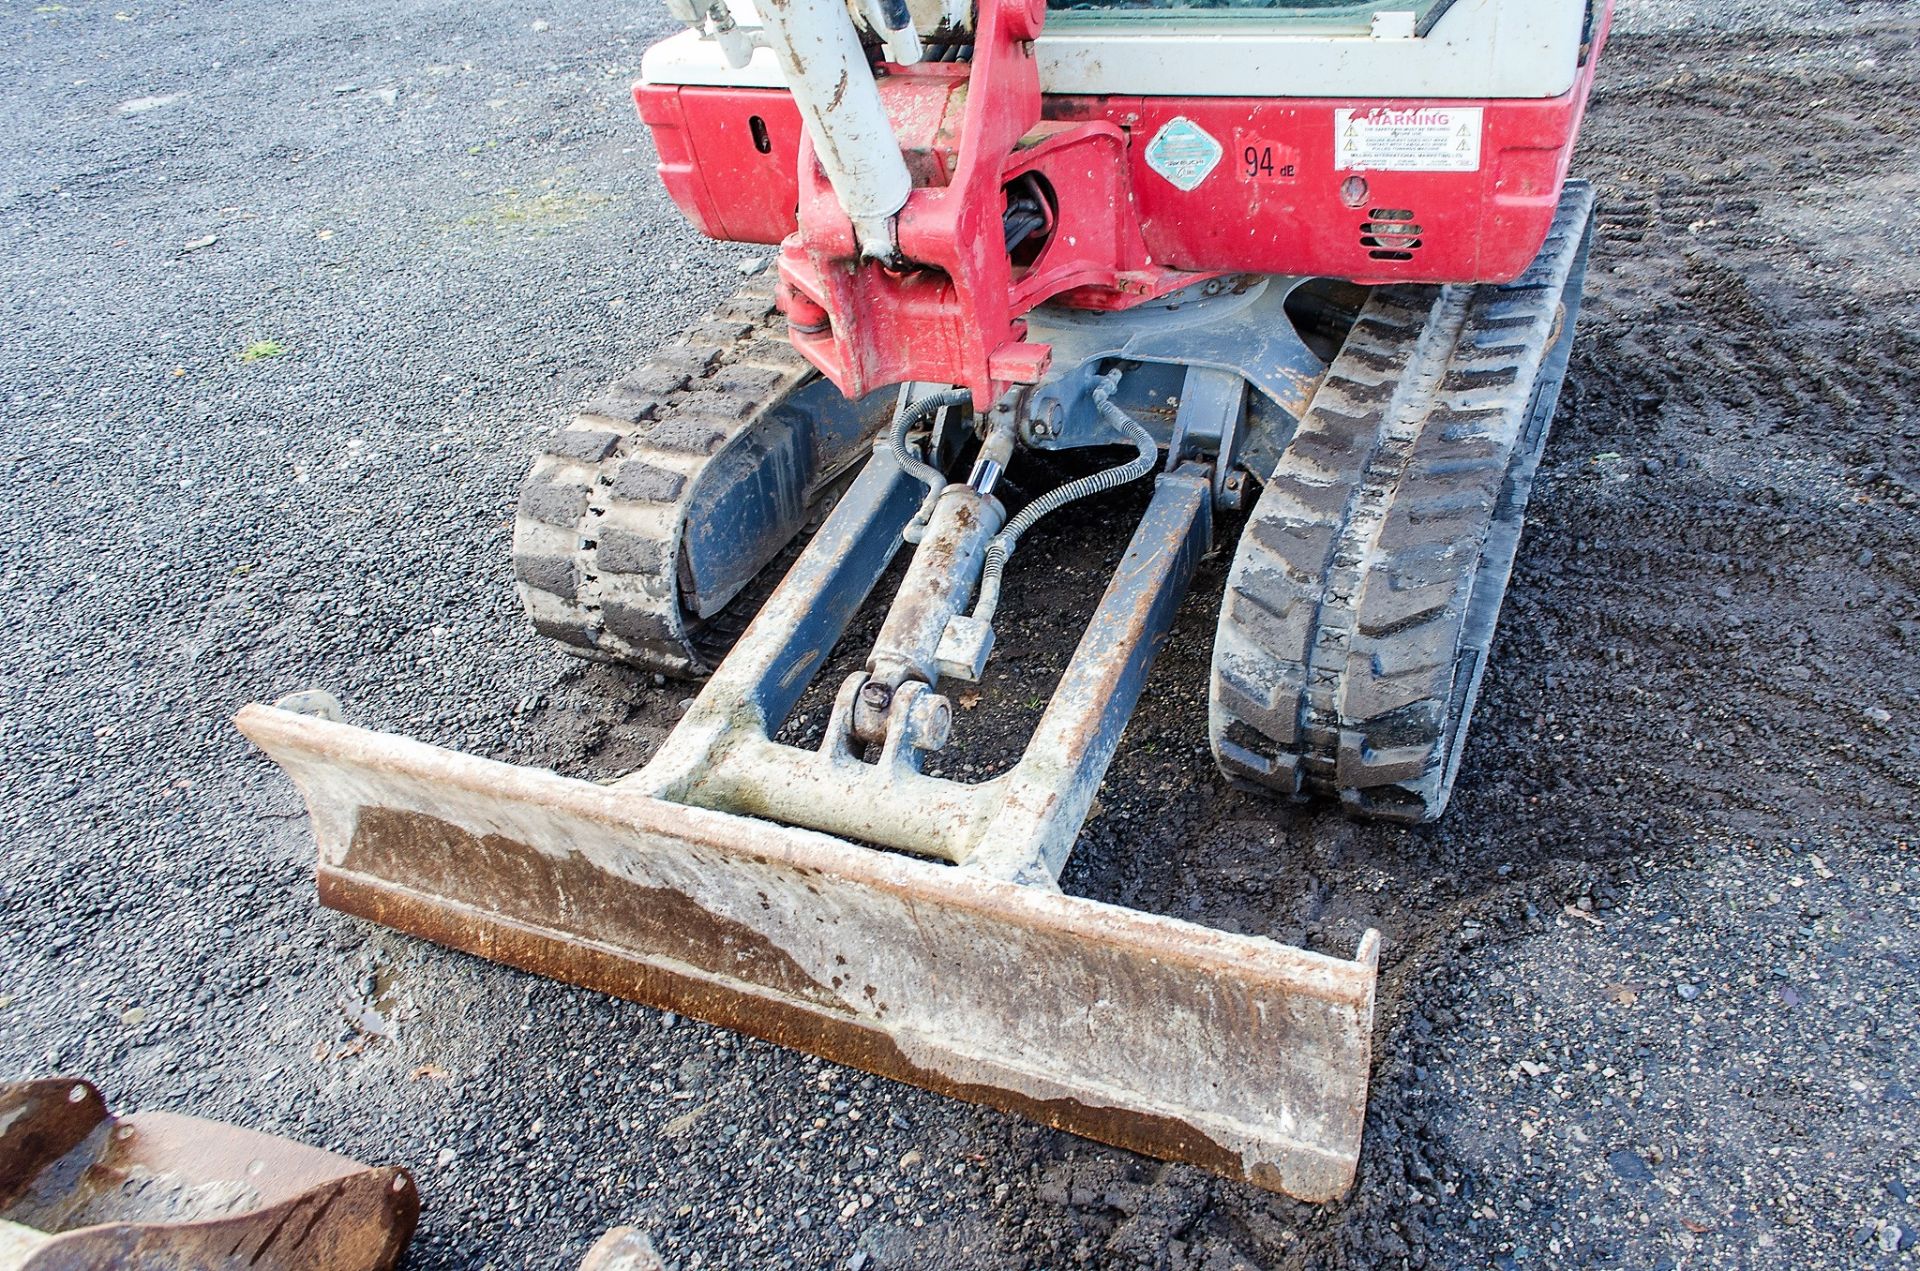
[636,84,806,245]
[637,80,1593,285]
[1045,84,1592,284]
[632,4,1607,398]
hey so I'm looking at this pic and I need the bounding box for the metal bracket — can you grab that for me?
[1166,365,1248,508]
[626,448,1213,883]
[1014,276,1325,493]
[935,613,995,681]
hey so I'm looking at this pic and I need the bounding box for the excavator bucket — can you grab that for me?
[236,703,1379,1201]
[0,1078,417,1270]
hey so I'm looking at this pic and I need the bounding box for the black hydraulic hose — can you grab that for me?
[1003,207,1045,251]
[971,372,1157,625]
[889,388,971,541]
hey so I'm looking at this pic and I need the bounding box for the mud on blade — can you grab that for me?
[236,705,1379,1202]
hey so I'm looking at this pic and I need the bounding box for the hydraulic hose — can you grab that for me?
[971,372,1158,625]
[890,388,971,542]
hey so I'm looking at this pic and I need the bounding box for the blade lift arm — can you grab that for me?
[630,369,1207,885]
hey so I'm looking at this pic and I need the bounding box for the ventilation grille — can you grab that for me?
[1361,208,1422,262]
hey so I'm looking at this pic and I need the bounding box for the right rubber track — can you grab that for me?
[1210,183,1595,822]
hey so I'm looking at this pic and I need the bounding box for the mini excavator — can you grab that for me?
[240,0,1607,1198]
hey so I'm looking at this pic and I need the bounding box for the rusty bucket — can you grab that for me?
[0,1078,417,1270]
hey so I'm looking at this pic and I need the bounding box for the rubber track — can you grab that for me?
[1210,183,1595,822]
[512,273,817,677]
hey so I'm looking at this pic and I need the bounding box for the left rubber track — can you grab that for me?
[513,273,879,676]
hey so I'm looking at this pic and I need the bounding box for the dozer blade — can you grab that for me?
[235,704,1379,1201]
[0,1078,417,1271]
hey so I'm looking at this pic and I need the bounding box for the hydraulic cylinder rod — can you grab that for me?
[751,0,913,257]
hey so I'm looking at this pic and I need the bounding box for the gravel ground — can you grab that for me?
[2,2,1916,1269]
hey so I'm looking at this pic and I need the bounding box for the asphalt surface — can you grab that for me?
[2,2,1916,1269]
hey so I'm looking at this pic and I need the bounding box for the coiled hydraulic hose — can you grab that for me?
[890,388,971,542]
[971,372,1158,625]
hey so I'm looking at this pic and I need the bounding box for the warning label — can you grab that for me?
[1334,107,1483,173]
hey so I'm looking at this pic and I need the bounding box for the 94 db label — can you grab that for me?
[1236,134,1299,183]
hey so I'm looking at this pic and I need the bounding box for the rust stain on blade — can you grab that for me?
[344,808,848,1012]
[320,861,1356,1201]
[238,704,1377,1203]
